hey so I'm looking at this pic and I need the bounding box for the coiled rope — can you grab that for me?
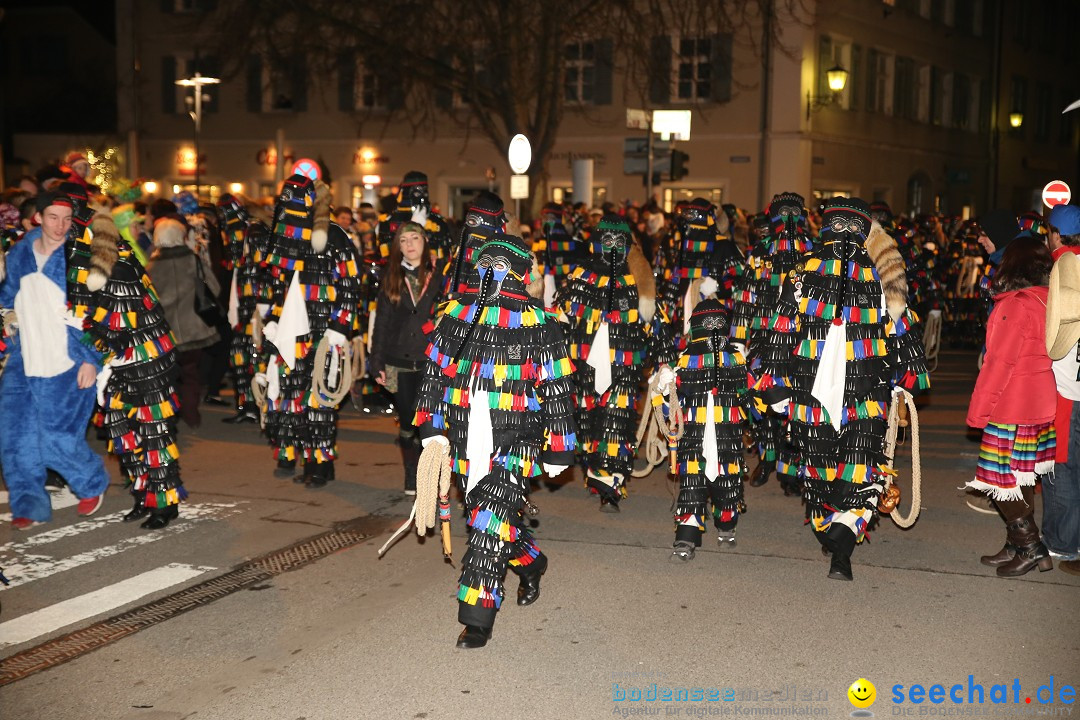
[882,388,922,528]
[378,441,454,559]
[311,336,354,407]
[632,371,684,477]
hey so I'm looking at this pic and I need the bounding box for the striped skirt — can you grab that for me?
[966,421,1056,501]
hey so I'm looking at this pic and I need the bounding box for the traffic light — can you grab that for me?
[670,150,689,181]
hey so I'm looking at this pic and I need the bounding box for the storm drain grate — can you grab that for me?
[0,516,386,685]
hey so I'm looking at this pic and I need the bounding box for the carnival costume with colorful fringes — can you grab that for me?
[737,193,815,491]
[764,198,929,559]
[260,175,361,481]
[669,300,753,550]
[218,194,271,417]
[376,171,453,262]
[558,214,676,506]
[64,188,186,521]
[413,234,577,632]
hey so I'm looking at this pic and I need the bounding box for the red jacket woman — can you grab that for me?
[966,284,1055,428]
[965,234,1056,578]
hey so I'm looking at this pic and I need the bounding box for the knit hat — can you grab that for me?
[1018,211,1049,237]
[979,209,1019,252]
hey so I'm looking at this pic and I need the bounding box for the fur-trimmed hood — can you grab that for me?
[87,214,121,292]
[865,220,908,322]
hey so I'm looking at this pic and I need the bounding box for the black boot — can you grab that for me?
[455,625,492,649]
[274,456,297,479]
[305,461,333,489]
[826,524,856,581]
[400,434,421,495]
[778,473,802,497]
[996,515,1054,577]
[141,504,179,530]
[515,553,548,606]
[123,495,149,522]
[222,406,259,424]
[749,459,775,487]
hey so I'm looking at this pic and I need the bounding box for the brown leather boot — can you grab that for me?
[980,543,1018,567]
[996,515,1054,577]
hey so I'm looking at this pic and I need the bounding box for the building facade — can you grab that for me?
[9,0,1079,218]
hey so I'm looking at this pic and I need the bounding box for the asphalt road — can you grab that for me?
[1,349,1077,720]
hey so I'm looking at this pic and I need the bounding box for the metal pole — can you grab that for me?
[193,85,201,200]
[646,117,654,203]
[515,197,521,224]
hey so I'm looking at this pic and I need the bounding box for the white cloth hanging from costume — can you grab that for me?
[586,321,612,394]
[811,319,847,432]
[276,271,310,370]
[465,379,494,497]
[703,390,719,482]
[227,268,240,327]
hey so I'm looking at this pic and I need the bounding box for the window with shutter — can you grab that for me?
[672,36,714,102]
[564,41,596,104]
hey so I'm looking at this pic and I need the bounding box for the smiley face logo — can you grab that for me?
[848,678,876,709]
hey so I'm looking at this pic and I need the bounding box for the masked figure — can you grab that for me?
[259,174,361,487]
[738,193,815,495]
[764,198,929,580]
[413,234,576,649]
[442,190,506,299]
[668,300,753,560]
[559,214,676,510]
[217,194,271,423]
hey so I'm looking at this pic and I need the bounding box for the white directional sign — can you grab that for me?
[1043,180,1072,209]
[510,174,529,199]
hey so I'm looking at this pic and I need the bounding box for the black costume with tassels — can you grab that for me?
[413,234,577,647]
[739,193,815,494]
[259,174,361,486]
[559,214,676,509]
[764,197,930,580]
[670,300,753,560]
[66,186,185,529]
[376,171,453,262]
[217,194,270,423]
[442,191,506,299]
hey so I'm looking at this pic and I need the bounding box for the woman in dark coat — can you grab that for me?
[369,221,442,494]
[146,215,220,428]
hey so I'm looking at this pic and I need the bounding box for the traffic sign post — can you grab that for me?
[507,134,532,222]
[1043,180,1072,210]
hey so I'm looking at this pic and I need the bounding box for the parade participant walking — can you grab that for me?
[413,233,577,649]
[735,193,815,494]
[559,214,676,510]
[67,192,186,529]
[967,235,1057,576]
[259,174,361,487]
[667,299,753,560]
[764,198,929,580]
[0,191,109,529]
[534,201,583,306]
[217,194,270,424]
[370,223,442,495]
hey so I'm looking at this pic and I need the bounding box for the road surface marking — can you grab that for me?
[0,487,81,522]
[0,563,217,647]
[0,503,244,586]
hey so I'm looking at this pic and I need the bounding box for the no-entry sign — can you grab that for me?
[1043,180,1072,208]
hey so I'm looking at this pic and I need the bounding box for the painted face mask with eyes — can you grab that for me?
[590,214,632,266]
[473,234,533,301]
[686,298,732,349]
[820,198,871,260]
[768,192,807,239]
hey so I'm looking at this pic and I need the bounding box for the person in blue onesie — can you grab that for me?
[0,191,109,529]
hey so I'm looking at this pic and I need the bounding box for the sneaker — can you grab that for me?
[76,494,105,517]
[1048,549,1080,561]
[11,517,41,531]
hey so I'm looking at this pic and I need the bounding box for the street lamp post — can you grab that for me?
[175,71,220,200]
